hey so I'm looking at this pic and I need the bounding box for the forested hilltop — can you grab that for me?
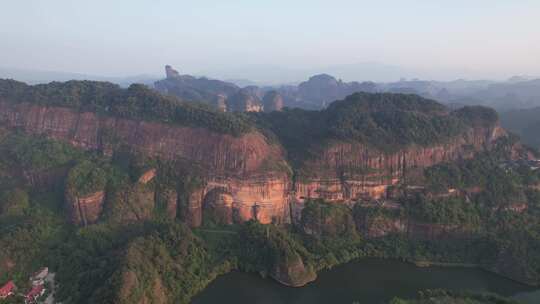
[0,79,253,136]
[251,92,498,164]
[0,79,539,304]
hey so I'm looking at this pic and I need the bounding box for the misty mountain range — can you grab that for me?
[2,64,539,110]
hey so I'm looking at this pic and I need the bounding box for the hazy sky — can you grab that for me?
[1,0,539,81]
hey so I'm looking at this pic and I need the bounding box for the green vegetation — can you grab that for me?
[0,79,253,135]
[251,93,497,167]
[65,160,108,196]
[301,199,358,238]
[0,87,538,303]
[0,132,84,171]
[388,290,521,304]
[405,195,481,226]
[51,221,233,304]
[237,221,314,274]
[0,188,29,216]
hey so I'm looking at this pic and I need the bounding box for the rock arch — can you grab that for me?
[202,188,234,225]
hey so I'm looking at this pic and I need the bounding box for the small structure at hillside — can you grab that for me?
[30,267,48,286]
[25,284,45,304]
[138,168,157,184]
[0,281,16,299]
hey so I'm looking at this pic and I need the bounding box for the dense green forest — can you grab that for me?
[1,129,540,303]
[0,79,253,135]
[251,93,499,165]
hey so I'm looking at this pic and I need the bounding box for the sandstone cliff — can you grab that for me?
[262,91,284,112]
[0,100,289,226]
[65,190,105,226]
[0,91,505,228]
[293,124,505,205]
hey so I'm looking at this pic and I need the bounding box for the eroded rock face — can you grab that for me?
[293,125,505,205]
[138,169,156,184]
[226,89,263,112]
[165,65,180,79]
[66,190,105,226]
[0,102,283,177]
[202,188,234,225]
[155,71,239,107]
[262,91,284,112]
[188,174,291,226]
[0,101,505,227]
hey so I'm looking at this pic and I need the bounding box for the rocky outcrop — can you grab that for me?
[357,215,406,238]
[226,89,263,112]
[188,174,291,226]
[155,69,239,107]
[271,254,317,287]
[262,91,284,112]
[138,169,156,184]
[165,65,180,79]
[66,190,105,226]
[213,94,228,112]
[292,74,377,108]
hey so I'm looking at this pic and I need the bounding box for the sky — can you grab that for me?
[1,0,539,82]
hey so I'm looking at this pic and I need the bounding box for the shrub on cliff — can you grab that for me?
[0,133,84,170]
[66,160,108,197]
[0,188,29,216]
[237,221,316,285]
[301,199,358,239]
[405,195,481,226]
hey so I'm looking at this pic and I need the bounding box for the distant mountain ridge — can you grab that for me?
[4,65,540,112]
[0,66,159,87]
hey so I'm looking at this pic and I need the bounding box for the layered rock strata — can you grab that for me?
[0,101,504,227]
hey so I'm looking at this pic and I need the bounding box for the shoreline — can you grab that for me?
[192,257,539,303]
[407,259,538,287]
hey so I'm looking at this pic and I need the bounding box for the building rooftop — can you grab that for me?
[0,281,16,297]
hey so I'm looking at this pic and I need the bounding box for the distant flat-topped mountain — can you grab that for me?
[155,65,239,106]
[288,74,377,108]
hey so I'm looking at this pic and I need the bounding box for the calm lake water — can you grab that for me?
[192,259,539,304]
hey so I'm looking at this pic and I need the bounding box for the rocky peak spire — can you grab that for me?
[165,65,180,79]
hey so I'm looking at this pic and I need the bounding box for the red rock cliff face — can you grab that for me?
[0,101,290,226]
[293,125,505,204]
[0,101,505,227]
[65,190,105,226]
[0,102,282,177]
